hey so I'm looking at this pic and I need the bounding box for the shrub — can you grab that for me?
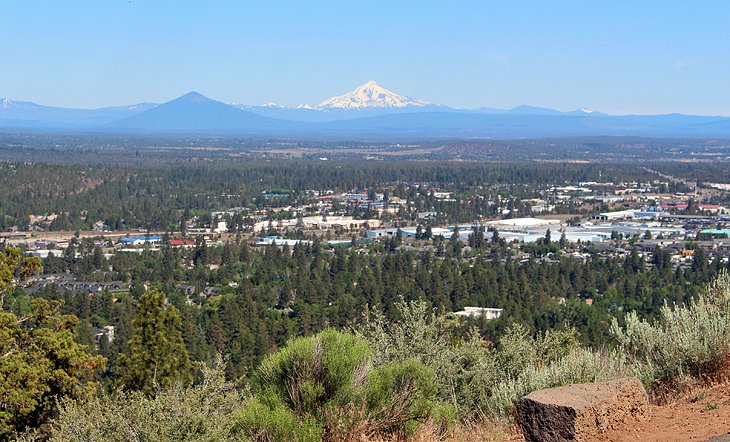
[44,355,244,442]
[488,347,629,417]
[354,297,448,368]
[356,298,629,420]
[253,328,372,418]
[242,329,438,440]
[496,324,581,380]
[484,323,629,417]
[612,272,730,394]
[355,299,498,417]
[365,359,437,435]
[235,397,322,442]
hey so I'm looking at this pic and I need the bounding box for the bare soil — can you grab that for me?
[588,382,730,441]
[481,383,730,442]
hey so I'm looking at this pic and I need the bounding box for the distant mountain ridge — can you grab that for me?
[108,91,302,133]
[0,97,156,128]
[2,83,730,138]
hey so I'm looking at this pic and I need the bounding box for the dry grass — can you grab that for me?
[650,356,730,405]
[340,420,523,442]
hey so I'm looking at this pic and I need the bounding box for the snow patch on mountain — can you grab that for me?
[126,103,156,111]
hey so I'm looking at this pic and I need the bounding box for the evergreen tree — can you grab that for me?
[118,290,192,395]
[92,246,105,270]
[0,246,41,306]
[0,299,104,437]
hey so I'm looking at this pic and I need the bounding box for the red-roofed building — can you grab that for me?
[169,239,197,248]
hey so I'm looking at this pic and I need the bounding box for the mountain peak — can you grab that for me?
[109,90,284,132]
[175,91,212,103]
[315,81,428,109]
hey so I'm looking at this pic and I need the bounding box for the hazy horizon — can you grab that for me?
[3,1,730,115]
[3,82,730,118]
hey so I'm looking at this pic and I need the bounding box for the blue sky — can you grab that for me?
[1,1,729,114]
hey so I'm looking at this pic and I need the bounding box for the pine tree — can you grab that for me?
[92,246,105,270]
[118,290,192,395]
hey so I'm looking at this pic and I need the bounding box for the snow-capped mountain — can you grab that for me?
[229,82,437,122]
[315,80,429,109]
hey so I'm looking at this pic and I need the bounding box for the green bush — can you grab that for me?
[365,359,436,435]
[612,272,730,392]
[44,355,243,442]
[245,329,438,440]
[428,401,459,435]
[254,328,371,418]
[235,397,322,442]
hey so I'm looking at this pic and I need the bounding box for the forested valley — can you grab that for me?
[1,157,729,440]
[0,161,688,232]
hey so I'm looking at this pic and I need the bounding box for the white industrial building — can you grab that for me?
[485,217,562,230]
[454,307,503,320]
[255,215,381,232]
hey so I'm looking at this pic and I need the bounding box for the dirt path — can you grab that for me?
[595,382,730,441]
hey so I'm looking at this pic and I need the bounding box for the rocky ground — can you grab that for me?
[490,382,730,442]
